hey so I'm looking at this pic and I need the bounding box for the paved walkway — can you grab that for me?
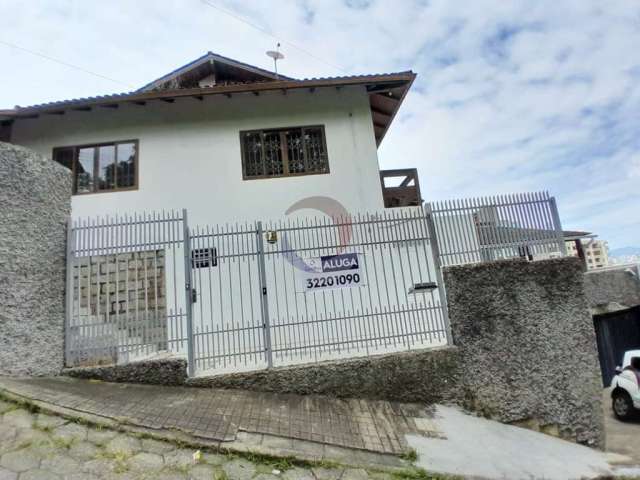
[0,377,439,458]
[406,405,621,480]
[0,399,400,480]
[3,377,638,479]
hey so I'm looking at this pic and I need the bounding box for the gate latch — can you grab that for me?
[262,287,267,295]
[191,288,198,303]
[409,282,437,294]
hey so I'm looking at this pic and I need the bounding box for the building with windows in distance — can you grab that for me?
[566,237,610,270]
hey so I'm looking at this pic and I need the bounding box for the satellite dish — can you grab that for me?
[266,44,284,79]
[266,50,285,61]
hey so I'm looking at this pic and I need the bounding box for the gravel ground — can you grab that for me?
[0,399,409,480]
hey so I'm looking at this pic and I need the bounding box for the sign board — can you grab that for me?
[296,253,364,293]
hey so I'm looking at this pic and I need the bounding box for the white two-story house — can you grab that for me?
[1,52,433,373]
[0,51,420,225]
[0,54,567,375]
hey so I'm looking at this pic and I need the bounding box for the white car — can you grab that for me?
[611,349,640,421]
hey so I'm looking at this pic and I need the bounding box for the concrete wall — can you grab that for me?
[186,258,604,447]
[10,86,385,226]
[0,142,71,376]
[583,265,640,314]
[68,250,167,367]
[444,257,604,447]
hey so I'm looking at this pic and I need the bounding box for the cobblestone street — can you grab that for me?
[0,399,414,480]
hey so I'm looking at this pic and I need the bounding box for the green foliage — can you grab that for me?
[392,468,463,480]
[399,448,418,462]
[51,436,74,450]
[95,449,131,473]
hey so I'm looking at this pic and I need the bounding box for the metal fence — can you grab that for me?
[428,191,566,267]
[65,207,450,374]
[64,191,566,375]
[188,207,449,375]
[65,210,190,367]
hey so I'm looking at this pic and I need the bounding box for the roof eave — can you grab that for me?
[373,72,416,146]
[6,73,416,118]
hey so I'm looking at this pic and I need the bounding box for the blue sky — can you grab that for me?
[1,0,639,248]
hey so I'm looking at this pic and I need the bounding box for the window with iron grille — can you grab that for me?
[240,126,329,179]
[52,140,138,195]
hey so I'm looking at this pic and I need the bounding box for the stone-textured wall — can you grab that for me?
[193,258,604,448]
[444,257,604,447]
[188,347,461,403]
[583,266,640,314]
[65,356,187,386]
[0,142,71,376]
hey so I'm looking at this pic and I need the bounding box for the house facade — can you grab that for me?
[2,53,441,373]
[0,52,567,375]
[1,52,419,226]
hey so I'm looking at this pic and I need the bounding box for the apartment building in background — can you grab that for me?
[566,238,610,269]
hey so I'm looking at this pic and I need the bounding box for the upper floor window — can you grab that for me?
[240,126,329,179]
[52,140,138,194]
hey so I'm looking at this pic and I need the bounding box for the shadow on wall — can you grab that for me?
[0,141,72,376]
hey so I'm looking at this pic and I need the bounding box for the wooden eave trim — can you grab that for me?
[371,106,393,118]
[371,75,415,146]
[8,73,415,118]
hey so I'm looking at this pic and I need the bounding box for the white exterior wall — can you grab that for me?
[10,86,384,226]
[10,88,450,373]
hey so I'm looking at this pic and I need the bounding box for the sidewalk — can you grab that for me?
[1,376,636,480]
[0,400,403,480]
[0,377,436,468]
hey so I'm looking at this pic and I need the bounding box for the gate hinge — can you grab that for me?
[262,287,267,295]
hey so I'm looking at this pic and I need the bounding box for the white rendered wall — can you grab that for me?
[10,86,385,226]
[11,87,448,372]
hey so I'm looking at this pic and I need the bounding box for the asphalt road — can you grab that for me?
[603,388,640,463]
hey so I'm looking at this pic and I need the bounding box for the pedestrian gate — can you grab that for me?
[65,207,450,375]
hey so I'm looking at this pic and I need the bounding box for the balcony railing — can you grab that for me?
[380,168,422,208]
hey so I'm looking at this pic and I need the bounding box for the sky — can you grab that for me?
[1,0,639,249]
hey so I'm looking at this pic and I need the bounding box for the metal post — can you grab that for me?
[424,205,454,346]
[182,209,195,377]
[255,221,273,368]
[549,196,567,256]
[64,217,74,367]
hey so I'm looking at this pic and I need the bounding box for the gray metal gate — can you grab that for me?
[65,191,566,375]
[65,210,191,367]
[187,207,450,375]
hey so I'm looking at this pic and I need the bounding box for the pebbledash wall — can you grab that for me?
[191,257,604,447]
[443,257,603,447]
[0,142,71,376]
[583,265,640,314]
[0,141,604,445]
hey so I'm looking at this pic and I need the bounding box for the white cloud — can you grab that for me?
[629,155,640,179]
[0,0,638,247]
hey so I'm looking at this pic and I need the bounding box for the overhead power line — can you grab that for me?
[199,0,348,74]
[0,39,135,89]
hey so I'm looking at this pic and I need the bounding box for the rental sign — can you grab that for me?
[296,253,364,293]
